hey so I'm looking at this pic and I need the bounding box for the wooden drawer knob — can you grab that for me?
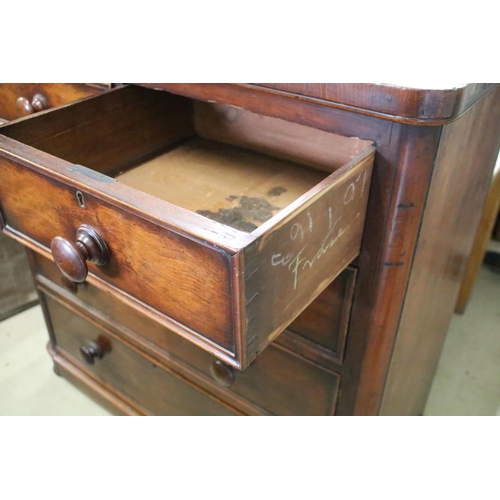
[16,93,48,117]
[80,338,110,365]
[50,224,109,283]
[210,360,235,388]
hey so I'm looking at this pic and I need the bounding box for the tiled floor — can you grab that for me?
[1,248,499,415]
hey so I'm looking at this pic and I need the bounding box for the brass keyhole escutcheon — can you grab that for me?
[76,191,86,208]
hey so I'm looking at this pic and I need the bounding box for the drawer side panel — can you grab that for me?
[245,151,374,362]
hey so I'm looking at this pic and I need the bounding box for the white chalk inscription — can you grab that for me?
[270,171,366,290]
[271,215,348,290]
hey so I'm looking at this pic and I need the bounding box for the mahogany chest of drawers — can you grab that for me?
[2,83,500,415]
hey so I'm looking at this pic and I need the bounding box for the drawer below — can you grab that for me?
[40,283,341,416]
[44,293,238,416]
[31,251,355,369]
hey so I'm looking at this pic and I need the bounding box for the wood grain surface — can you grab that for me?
[142,83,499,124]
[116,137,326,232]
[0,156,236,354]
[45,291,240,416]
[35,253,343,416]
[0,84,374,370]
[380,86,500,415]
[194,101,372,171]
[244,150,374,365]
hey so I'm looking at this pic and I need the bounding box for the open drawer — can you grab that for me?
[0,85,375,369]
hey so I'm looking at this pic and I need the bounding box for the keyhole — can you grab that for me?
[76,191,86,208]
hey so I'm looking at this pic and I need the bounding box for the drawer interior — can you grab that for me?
[1,85,372,233]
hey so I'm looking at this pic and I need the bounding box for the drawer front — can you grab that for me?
[0,85,374,369]
[0,158,236,353]
[0,84,107,121]
[35,255,342,415]
[43,292,238,416]
[32,250,354,368]
[287,266,356,363]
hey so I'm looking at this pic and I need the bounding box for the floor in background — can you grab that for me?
[424,240,500,416]
[1,254,499,416]
[0,305,110,416]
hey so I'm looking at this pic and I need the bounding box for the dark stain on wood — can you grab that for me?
[267,186,288,197]
[197,195,280,232]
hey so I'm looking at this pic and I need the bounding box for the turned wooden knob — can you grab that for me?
[51,224,109,283]
[16,93,48,116]
[80,338,110,365]
[210,360,235,388]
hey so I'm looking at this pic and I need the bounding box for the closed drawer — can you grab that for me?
[0,84,108,121]
[43,291,238,416]
[32,250,355,370]
[39,279,341,416]
[0,85,374,369]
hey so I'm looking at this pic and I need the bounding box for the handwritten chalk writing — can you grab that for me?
[344,183,355,204]
[271,253,294,267]
[290,223,304,241]
[307,211,313,232]
[270,171,366,290]
[289,217,346,289]
[356,169,368,197]
[286,248,307,290]
[272,216,346,290]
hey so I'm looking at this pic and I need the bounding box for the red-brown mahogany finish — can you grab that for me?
[0,85,374,370]
[51,225,109,283]
[2,83,499,415]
